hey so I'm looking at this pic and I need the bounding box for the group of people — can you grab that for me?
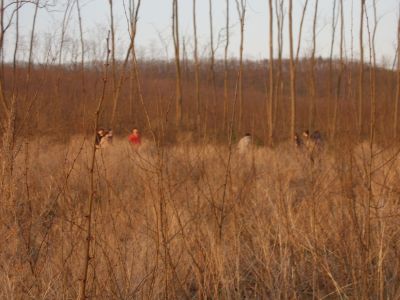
[95,128,141,149]
[294,130,323,151]
[293,130,324,162]
[95,127,323,158]
[236,129,324,157]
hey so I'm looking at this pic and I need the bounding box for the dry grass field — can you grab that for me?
[1,136,400,299]
[1,1,400,298]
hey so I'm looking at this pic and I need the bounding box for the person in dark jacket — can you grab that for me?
[95,129,106,148]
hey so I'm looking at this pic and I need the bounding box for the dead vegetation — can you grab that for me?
[0,137,400,298]
[1,0,400,298]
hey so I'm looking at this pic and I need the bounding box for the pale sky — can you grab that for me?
[5,0,400,65]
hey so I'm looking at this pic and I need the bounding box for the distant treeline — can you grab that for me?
[4,58,397,144]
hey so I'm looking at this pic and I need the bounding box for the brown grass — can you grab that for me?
[1,136,400,298]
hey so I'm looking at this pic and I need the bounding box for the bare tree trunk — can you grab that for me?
[223,0,230,134]
[294,1,309,63]
[394,6,400,139]
[193,0,201,133]
[364,1,377,296]
[208,0,217,137]
[328,0,338,134]
[267,0,274,146]
[309,2,319,297]
[58,1,73,66]
[129,0,141,126]
[289,0,296,140]
[76,0,86,129]
[27,0,40,93]
[308,0,318,132]
[0,0,7,123]
[289,0,308,139]
[23,0,40,125]
[358,0,365,138]
[332,0,344,139]
[109,0,118,126]
[347,0,355,134]
[172,0,183,128]
[1,95,16,200]
[0,0,3,59]
[18,0,42,140]
[182,36,188,77]
[109,0,141,130]
[273,0,284,133]
[129,53,136,121]
[2,0,39,200]
[109,0,116,87]
[56,0,73,137]
[235,0,246,133]
[12,0,19,94]
[1,0,20,196]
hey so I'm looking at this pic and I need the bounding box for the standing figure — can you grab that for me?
[237,133,252,155]
[95,129,106,149]
[301,129,324,163]
[302,130,313,152]
[128,128,141,148]
[100,129,113,148]
[310,130,323,146]
[294,133,303,148]
[302,130,310,140]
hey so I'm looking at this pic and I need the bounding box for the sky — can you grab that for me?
[5,0,400,65]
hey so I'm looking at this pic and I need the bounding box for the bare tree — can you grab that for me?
[289,0,309,139]
[273,0,284,131]
[308,3,319,296]
[308,0,318,132]
[209,0,217,136]
[0,0,13,197]
[22,0,40,184]
[193,0,200,131]
[58,0,74,66]
[55,0,73,138]
[331,0,344,139]
[394,6,400,139]
[267,0,274,145]
[128,0,141,122]
[223,0,230,133]
[358,0,365,138]
[0,0,6,125]
[26,0,40,95]
[172,0,183,128]
[108,0,118,126]
[363,1,378,296]
[76,0,86,127]
[130,1,141,106]
[109,0,142,129]
[347,0,355,134]
[368,0,377,177]
[1,0,40,200]
[109,0,116,87]
[328,0,338,130]
[235,0,246,133]
[12,0,19,94]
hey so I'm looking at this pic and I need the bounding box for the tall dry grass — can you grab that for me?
[1,136,400,298]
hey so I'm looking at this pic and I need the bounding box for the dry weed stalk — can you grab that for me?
[79,33,111,300]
